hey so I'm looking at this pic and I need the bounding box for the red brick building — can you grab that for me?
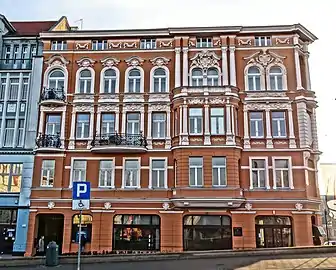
[25,17,321,255]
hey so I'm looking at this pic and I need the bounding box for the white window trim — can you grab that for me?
[149,157,168,189]
[189,157,203,187]
[196,38,213,48]
[40,160,55,187]
[249,157,270,189]
[255,36,272,47]
[98,159,115,188]
[189,67,221,86]
[76,114,90,139]
[124,66,145,93]
[250,112,264,138]
[122,157,141,189]
[244,64,266,91]
[212,157,227,187]
[189,108,203,135]
[266,63,288,91]
[271,111,287,138]
[272,156,293,189]
[149,66,170,93]
[210,108,225,135]
[69,158,87,188]
[151,112,166,139]
[75,67,95,94]
[43,66,69,94]
[99,66,120,94]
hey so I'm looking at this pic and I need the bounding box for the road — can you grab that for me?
[3,253,336,270]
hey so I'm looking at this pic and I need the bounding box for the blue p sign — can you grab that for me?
[72,182,90,200]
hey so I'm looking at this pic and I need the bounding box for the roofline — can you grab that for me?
[39,24,318,42]
[0,14,16,33]
[49,16,70,31]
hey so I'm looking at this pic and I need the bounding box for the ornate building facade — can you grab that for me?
[26,18,321,255]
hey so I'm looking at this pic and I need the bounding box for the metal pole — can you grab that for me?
[325,196,330,242]
[77,210,82,270]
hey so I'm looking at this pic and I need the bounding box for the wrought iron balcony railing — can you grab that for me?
[36,133,62,148]
[40,87,66,102]
[0,59,32,70]
[91,132,147,148]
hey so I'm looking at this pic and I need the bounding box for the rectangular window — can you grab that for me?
[274,159,290,188]
[174,109,178,136]
[251,159,266,188]
[196,38,213,48]
[9,78,19,100]
[4,119,15,147]
[151,159,166,188]
[140,39,156,49]
[13,46,19,64]
[250,112,264,138]
[126,113,140,134]
[99,160,114,187]
[271,111,286,137]
[92,40,108,50]
[21,77,29,100]
[41,160,55,187]
[0,164,22,192]
[255,36,272,46]
[45,114,61,135]
[0,78,6,100]
[152,113,166,138]
[189,108,203,135]
[189,157,203,187]
[17,119,24,147]
[212,157,226,186]
[4,46,11,63]
[211,108,225,135]
[51,41,67,50]
[72,160,86,182]
[30,45,37,57]
[124,159,140,188]
[21,45,28,63]
[76,114,90,139]
[101,113,115,135]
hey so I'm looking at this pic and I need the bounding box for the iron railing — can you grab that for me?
[36,133,62,148]
[40,87,66,102]
[91,132,147,148]
[0,59,32,70]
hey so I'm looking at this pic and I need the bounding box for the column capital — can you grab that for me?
[175,47,181,53]
[221,46,228,51]
[182,47,189,53]
[229,46,236,52]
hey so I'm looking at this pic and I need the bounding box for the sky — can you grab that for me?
[1,0,335,164]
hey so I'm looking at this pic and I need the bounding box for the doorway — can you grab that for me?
[0,209,17,254]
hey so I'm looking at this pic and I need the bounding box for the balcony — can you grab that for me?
[91,133,147,153]
[35,133,63,152]
[0,59,32,70]
[40,87,66,105]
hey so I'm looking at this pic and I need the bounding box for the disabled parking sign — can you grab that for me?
[72,182,91,210]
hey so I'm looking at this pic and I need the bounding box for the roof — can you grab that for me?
[10,21,57,36]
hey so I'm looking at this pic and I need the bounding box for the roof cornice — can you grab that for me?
[0,14,16,33]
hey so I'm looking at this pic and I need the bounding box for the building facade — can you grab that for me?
[26,18,321,255]
[0,15,59,254]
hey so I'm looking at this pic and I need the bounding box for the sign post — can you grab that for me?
[72,182,91,270]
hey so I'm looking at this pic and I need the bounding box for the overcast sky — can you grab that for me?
[1,0,335,164]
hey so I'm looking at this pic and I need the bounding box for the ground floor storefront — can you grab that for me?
[24,206,322,256]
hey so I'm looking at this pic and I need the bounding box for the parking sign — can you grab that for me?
[72,182,91,210]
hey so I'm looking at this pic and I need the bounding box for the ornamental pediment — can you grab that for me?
[150,56,170,66]
[45,54,69,67]
[190,50,220,70]
[244,49,286,67]
[125,56,144,67]
[101,57,120,67]
[76,57,96,67]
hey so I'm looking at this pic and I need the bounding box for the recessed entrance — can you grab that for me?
[0,209,17,254]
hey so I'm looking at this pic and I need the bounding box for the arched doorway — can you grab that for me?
[183,215,232,251]
[255,216,293,248]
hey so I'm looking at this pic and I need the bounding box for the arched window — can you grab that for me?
[48,69,64,90]
[71,214,92,243]
[128,69,141,93]
[191,68,203,86]
[153,68,167,92]
[207,68,219,86]
[78,69,92,94]
[247,67,261,91]
[103,69,117,93]
[269,66,283,90]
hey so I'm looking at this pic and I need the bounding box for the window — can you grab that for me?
[13,45,19,64]
[152,113,166,139]
[17,119,24,147]
[0,164,22,192]
[4,120,15,147]
[4,46,11,63]
[45,114,61,135]
[207,68,219,86]
[0,209,17,225]
[21,45,28,63]
[51,41,67,50]
[250,112,264,138]
[103,69,117,93]
[41,160,55,187]
[0,78,6,100]
[72,214,92,242]
[269,67,283,90]
[48,70,65,90]
[124,159,140,188]
[151,159,166,188]
[92,40,107,50]
[189,108,203,135]
[274,159,290,188]
[127,69,141,93]
[101,113,115,135]
[251,159,266,188]
[22,77,29,100]
[189,157,203,187]
[271,111,286,137]
[9,78,19,100]
[247,67,261,90]
[127,113,140,134]
[211,108,225,135]
[191,68,203,86]
[78,70,92,93]
[72,160,87,182]
[255,36,272,46]
[212,157,226,186]
[153,68,167,92]
[140,39,156,49]
[99,160,114,187]
[76,114,90,139]
[196,38,213,48]
[174,109,178,136]
[30,45,37,57]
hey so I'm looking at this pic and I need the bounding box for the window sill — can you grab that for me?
[189,134,203,136]
[250,137,265,139]
[272,136,287,139]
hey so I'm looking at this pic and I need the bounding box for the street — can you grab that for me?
[3,253,336,270]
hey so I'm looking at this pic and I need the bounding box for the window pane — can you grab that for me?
[190,157,202,166]
[190,108,202,116]
[275,159,288,168]
[252,160,265,168]
[152,160,165,169]
[213,157,226,166]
